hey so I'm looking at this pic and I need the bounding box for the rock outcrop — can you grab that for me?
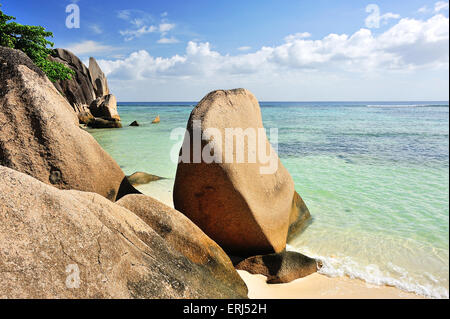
[0,166,247,298]
[0,47,136,201]
[152,115,160,124]
[116,194,248,297]
[89,57,109,98]
[50,49,120,126]
[78,111,95,125]
[288,191,311,241]
[50,49,96,122]
[173,89,310,257]
[89,94,120,120]
[130,120,139,126]
[127,172,164,186]
[87,117,123,129]
[235,251,320,284]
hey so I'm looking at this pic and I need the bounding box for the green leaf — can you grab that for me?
[1,4,74,82]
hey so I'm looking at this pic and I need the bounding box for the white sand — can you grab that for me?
[238,270,424,299]
[135,180,175,207]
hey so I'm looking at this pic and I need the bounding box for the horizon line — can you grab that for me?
[117,100,450,103]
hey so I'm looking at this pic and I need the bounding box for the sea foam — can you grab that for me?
[286,244,449,299]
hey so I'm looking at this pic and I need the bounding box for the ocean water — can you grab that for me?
[88,101,449,299]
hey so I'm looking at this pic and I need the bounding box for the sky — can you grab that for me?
[2,0,449,101]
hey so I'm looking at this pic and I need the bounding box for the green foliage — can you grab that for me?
[0,5,74,82]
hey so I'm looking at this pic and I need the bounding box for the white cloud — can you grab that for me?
[284,32,311,42]
[418,6,429,13]
[117,10,132,21]
[117,9,153,22]
[120,25,158,41]
[157,37,179,44]
[100,14,448,79]
[130,18,146,27]
[65,40,115,55]
[98,50,186,80]
[270,15,447,71]
[418,2,449,14]
[118,11,177,43]
[159,23,175,33]
[97,14,448,100]
[237,46,252,51]
[380,12,401,24]
[435,1,449,12]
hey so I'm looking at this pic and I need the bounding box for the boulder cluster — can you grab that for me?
[0,47,133,201]
[0,46,318,299]
[50,48,121,128]
[0,47,247,298]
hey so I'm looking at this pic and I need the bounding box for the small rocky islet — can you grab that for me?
[0,46,318,298]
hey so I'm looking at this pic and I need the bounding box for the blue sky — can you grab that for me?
[2,0,449,101]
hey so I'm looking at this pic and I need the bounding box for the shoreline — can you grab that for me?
[139,181,427,299]
[238,271,425,299]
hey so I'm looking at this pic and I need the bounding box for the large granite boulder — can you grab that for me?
[89,57,109,98]
[87,117,123,129]
[0,166,247,298]
[288,191,311,241]
[0,47,136,201]
[173,89,310,256]
[49,48,96,122]
[116,194,248,297]
[235,251,320,284]
[89,94,120,120]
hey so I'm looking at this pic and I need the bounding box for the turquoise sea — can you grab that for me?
[88,101,449,299]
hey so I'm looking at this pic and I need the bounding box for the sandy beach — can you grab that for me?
[1,2,448,302]
[140,184,425,299]
[238,270,424,299]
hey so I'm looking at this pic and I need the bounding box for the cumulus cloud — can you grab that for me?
[66,40,115,55]
[98,50,186,80]
[274,14,448,71]
[98,13,448,82]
